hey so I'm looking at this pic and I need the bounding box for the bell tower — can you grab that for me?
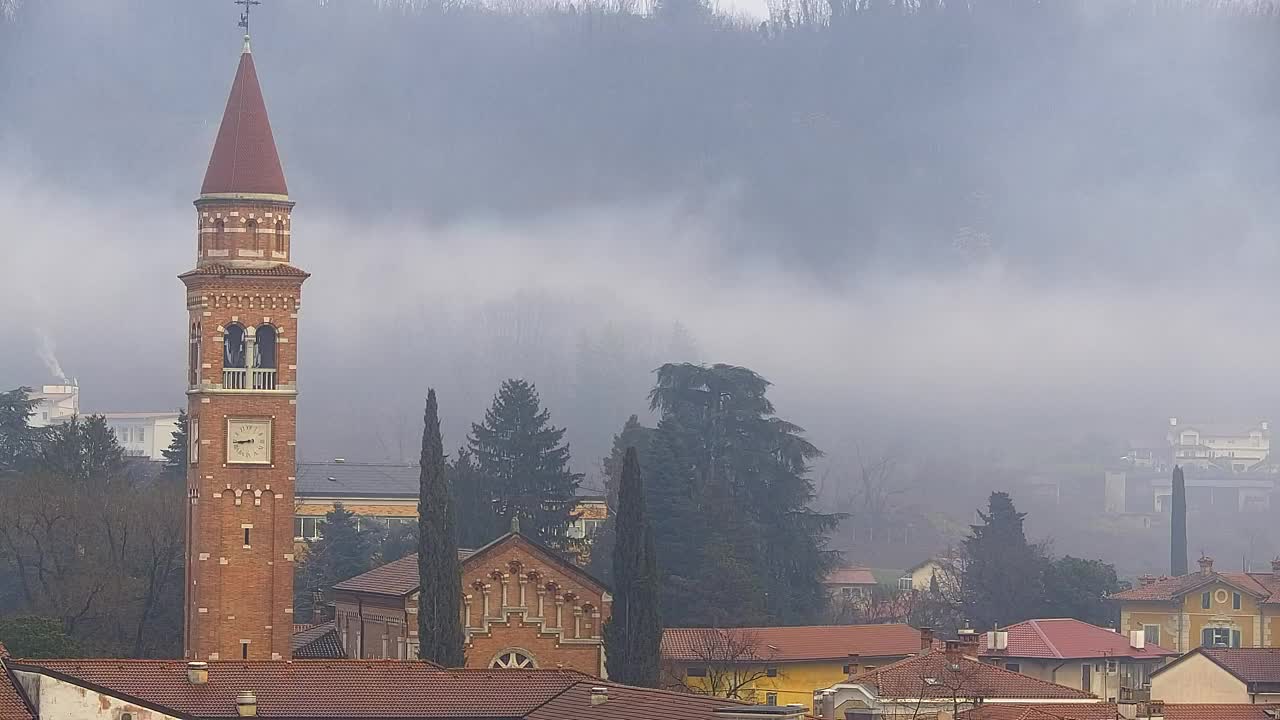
[182,33,307,661]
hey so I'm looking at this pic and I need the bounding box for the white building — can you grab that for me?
[102,412,181,461]
[28,384,79,427]
[1167,417,1271,473]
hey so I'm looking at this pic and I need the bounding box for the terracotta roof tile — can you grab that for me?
[957,704,1118,720]
[662,624,925,663]
[526,682,746,720]
[824,568,878,586]
[1159,704,1280,720]
[179,264,310,279]
[291,622,345,659]
[0,664,34,720]
[11,660,583,718]
[847,650,1095,700]
[201,47,288,197]
[977,619,1176,660]
[1111,571,1271,602]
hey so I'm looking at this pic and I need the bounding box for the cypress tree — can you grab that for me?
[1171,465,1188,576]
[417,389,466,667]
[603,448,662,686]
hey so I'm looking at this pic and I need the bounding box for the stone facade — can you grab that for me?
[333,534,611,676]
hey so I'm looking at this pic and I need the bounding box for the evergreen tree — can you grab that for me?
[294,503,382,622]
[0,387,46,477]
[379,521,418,563]
[38,415,125,484]
[417,390,466,667]
[450,447,503,549]
[961,491,1046,629]
[603,448,662,686]
[588,417,655,582]
[161,410,188,480]
[1041,556,1123,626]
[647,363,839,625]
[1171,465,1188,576]
[468,379,582,552]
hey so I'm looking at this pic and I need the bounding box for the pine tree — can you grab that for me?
[38,415,125,484]
[603,448,662,686]
[161,410,188,480]
[1171,465,1188,576]
[468,379,582,552]
[0,387,47,477]
[961,491,1046,629]
[293,503,382,622]
[450,447,503,549]
[417,390,466,667]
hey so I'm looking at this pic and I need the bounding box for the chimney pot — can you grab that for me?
[1139,575,1157,586]
[1270,557,1280,574]
[919,627,934,650]
[187,661,209,685]
[1199,555,1214,576]
[590,687,608,706]
[845,653,860,680]
[944,640,963,669]
[236,691,258,718]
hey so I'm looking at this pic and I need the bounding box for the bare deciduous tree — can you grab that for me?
[663,628,778,701]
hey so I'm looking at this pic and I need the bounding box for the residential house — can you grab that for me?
[294,460,607,557]
[824,567,880,601]
[6,656,769,720]
[812,642,1099,719]
[662,624,933,711]
[329,527,610,676]
[902,553,962,593]
[977,618,1177,701]
[1150,647,1280,705]
[1111,555,1280,653]
[27,385,78,428]
[1167,418,1272,474]
[101,412,181,461]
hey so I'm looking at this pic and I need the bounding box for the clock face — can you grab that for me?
[226,418,271,464]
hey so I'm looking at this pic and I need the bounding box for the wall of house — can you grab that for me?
[1120,601,1184,652]
[666,659,898,712]
[11,672,183,720]
[1150,654,1250,704]
[1181,581,1261,650]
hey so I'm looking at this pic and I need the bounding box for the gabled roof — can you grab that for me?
[0,644,35,720]
[1159,704,1280,720]
[201,42,288,198]
[846,650,1095,700]
[297,462,420,498]
[10,660,742,720]
[1152,647,1280,688]
[662,624,925,663]
[1110,571,1272,603]
[332,533,604,597]
[292,622,345,659]
[824,568,878,586]
[977,619,1176,661]
[957,704,1119,720]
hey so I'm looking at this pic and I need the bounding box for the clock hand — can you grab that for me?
[233,439,254,444]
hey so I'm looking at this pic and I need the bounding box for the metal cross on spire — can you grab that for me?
[236,0,261,36]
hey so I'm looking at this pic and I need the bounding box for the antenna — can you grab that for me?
[236,0,262,36]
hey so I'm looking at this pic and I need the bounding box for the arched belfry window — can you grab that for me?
[274,221,285,253]
[214,219,226,250]
[254,325,277,370]
[224,323,247,368]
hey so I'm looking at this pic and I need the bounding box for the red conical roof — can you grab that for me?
[200,42,288,197]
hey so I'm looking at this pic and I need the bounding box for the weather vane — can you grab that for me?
[236,0,261,36]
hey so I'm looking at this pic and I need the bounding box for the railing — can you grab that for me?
[222,368,277,391]
[1120,687,1151,703]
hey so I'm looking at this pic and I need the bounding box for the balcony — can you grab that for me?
[222,368,278,391]
[1120,687,1151,703]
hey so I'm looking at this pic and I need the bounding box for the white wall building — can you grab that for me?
[28,384,79,427]
[102,412,181,461]
[1167,417,1271,473]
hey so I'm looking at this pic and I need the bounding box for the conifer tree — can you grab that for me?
[468,379,582,552]
[603,448,662,686]
[0,387,46,477]
[161,410,188,480]
[450,447,503,549]
[1171,465,1188,576]
[961,491,1045,629]
[417,389,466,667]
[294,503,382,622]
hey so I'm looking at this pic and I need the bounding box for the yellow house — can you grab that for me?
[294,460,607,558]
[1150,647,1280,704]
[661,624,931,711]
[1112,555,1280,653]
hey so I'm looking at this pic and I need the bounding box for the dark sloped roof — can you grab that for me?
[292,622,346,659]
[201,46,288,197]
[296,463,420,498]
[957,704,1119,720]
[848,650,1095,700]
[1159,704,1280,719]
[1152,647,1280,687]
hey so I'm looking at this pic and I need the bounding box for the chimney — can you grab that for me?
[236,691,258,718]
[1271,557,1280,574]
[1199,555,1214,576]
[590,687,608,706]
[187,661,209,685]
[1139,575,1157,587]
[845,653,860,680]
[817,690,836,720]
[311,589,328,623]
[919,627,934,650]
[944,640,962,669]
[957,627,979,649]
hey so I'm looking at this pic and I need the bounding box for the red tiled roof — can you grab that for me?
[977,619,1177,660]
[1157,647,1280,685]
[957,704,1118,720]
[1110,571,1272,602]
[1159,704,1280,720]
[11,660,579,718]
[201,46,288,197]
[291,622,345,659]
[662,624,925,663]
[526,682,745,720]
[179,264,311,279]
[825,568,878,586]
[0,664,34,720]
[847,650,1095,700]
